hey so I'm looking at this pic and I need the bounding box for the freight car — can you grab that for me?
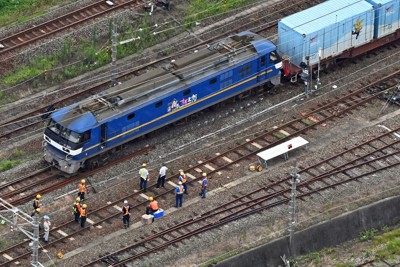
[279,0,400,80]
[43,31,282,174]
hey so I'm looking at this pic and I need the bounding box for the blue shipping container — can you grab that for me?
[365,0,400,38]
[278,0,375,66]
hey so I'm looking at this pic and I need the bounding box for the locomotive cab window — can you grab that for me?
[269,51,280,64]
[155,101,163,108]
[261,56,266,66]
[128,113,135,120]
[183,89,191,96]
[48,119,62,134]
[210,77,217,85]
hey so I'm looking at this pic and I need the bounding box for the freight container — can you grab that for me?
[365,0,400,38]
[278,0,375,67]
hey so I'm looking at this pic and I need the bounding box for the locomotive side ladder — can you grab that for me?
[257,136,309,169]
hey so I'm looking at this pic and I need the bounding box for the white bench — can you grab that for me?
[257,137,309,168]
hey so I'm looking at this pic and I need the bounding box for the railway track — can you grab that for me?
[0,77,398,265]
[0,0,323,144]
[0,0,141,56]
[81,128,400,266]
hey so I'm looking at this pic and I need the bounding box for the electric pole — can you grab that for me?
[288,164,300,257]
[110,20,118,87]
[0,198,44,267]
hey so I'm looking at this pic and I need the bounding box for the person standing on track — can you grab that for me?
[175,182,184,207]
[200,172,208,199]
[31,195,41,217]
[178,171,188,195]
[122,200,131,229]
[73,197,81,223]
[43,215,51,243]
[157,163,168,188]
[78,179,88,200]
[139,163,149,192]
[79,204,87,228]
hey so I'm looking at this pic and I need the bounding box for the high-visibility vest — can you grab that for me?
[73,202,81,213]
[149,201,158,210]
[176,185,184,194]
[123,205,130,215]
[78,184,87,193]
[179,175,187,184]
[80,208,86,217]
[33,200,40,209]
[139,168,148,179]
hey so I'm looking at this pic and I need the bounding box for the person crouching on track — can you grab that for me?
[175,182,184,207]
[31,194,41,217]
[146,197,159,215]
[78,179,88,200]
[178,171,188,195]
[73,197,81,223]
[79,204,87,228]
[139,163,149,192]
[122,200,131,229]
[43,215,51,243]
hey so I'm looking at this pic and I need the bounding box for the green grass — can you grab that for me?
[184,0,257,28]
[0,160,22,172]
[0,0,68,27]
[359,228,378,242]
[373,227,400,259]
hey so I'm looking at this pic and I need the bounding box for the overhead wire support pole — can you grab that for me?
[0,198,44,267]
[110,19,118,88]
[288,164,300,258]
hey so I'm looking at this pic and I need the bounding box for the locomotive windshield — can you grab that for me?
[47,119,83,144]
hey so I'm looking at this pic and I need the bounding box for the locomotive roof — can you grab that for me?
[54,31,276,132]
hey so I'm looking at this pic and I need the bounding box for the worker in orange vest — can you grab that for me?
[31,195,41,217]
[146,197,159,215]
[178,171,188,195]
[79,204,87,228]
[78,179,88,200]
[175,182,184,207]
[122,200,131,229]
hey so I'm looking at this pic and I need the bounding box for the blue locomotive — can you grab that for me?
[43,31,282,174]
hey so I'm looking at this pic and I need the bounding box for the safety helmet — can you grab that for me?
[36,194,42,199]
[44,215,50,220]
[180,171,184,175]
[203,172,207,176]
[142,163,147,167]
[124,200,128,204]
[149,197,153,201]
[36,208,40,212]
[76,197,81,201]
[178,181,182,185]
[82,204,87,209]
[178,169,183,172]
[81,179,86,184]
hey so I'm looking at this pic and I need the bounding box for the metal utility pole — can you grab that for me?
[315,48,322,92]
[0,198,44,267]
[288,164,300,257]
[110,20,118,88]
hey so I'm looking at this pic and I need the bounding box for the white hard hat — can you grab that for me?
[44,215,50,220]
[124,200,128,204]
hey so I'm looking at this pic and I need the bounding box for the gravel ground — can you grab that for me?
[1,1,400,266]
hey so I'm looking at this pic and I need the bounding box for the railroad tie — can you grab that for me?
[185,173,202,184]
[113,205,122,212]
[167,181,178,187]
[86,218,95,224]
[251,142,263,149]
[222,156,233,163]
[2,253,13,260]
[139,193,149,200]
[203,164,215,171]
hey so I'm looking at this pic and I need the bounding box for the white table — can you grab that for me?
[257,137,309,168]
